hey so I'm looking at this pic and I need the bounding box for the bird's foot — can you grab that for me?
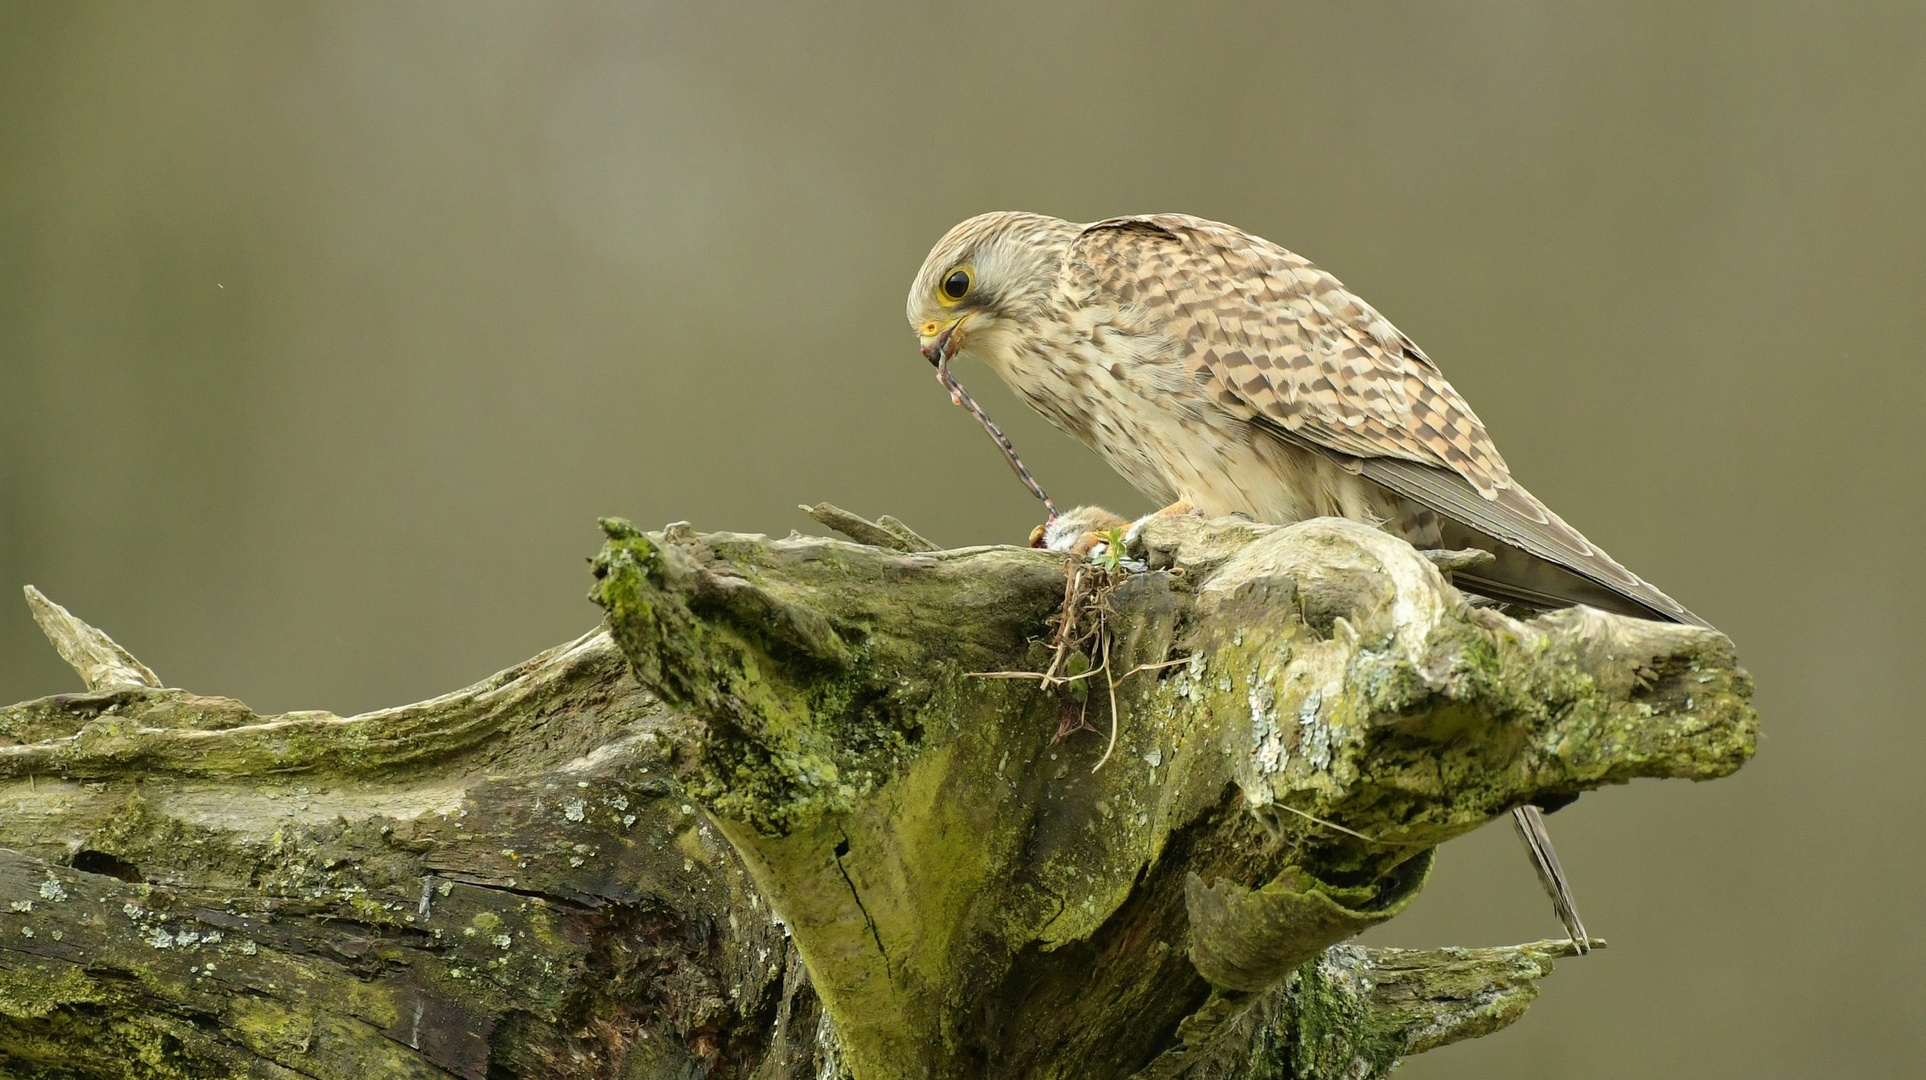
[1122,501,1207,553]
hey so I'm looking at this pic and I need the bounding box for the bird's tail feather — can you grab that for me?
[1511,805,1591,953]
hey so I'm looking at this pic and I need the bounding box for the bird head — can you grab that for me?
[908,212,1079,372]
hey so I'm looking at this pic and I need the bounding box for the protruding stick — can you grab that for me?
[23,585,162,691]
[800,504,939,553]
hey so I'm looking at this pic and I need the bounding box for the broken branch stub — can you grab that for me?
[589,513,1756,1080]
[23,585,161,692]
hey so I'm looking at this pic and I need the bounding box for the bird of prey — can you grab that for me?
[910,211,1713,951]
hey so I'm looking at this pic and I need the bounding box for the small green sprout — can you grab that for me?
[1094,527,1129,574]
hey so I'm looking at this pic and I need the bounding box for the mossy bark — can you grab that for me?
[0,514,1756,1079]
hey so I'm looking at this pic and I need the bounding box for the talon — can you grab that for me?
[1068,532,1109,559]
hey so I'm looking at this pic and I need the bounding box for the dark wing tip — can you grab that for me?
[1261,422,1712,629]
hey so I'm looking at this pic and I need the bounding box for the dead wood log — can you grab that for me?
[0,512,1755,1079]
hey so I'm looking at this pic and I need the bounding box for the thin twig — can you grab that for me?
[968,656,1189,684]
[1056,562,1098,682]
[1092,630,1123,773]
[1040,563,1085,686]
[1117,657,1192,677]
[967,550,1195,773]
[1269,802,1430,846]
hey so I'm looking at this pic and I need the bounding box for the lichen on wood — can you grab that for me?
[0,620,820,1078]
[0,509,1755,1079]
[585,510,1755,1080]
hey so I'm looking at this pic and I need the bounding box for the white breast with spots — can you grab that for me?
[978,308,1397,528]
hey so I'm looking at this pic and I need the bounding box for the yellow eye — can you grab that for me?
[938,266,972,304]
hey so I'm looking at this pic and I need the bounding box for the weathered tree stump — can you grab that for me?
[0,512,1755,1079]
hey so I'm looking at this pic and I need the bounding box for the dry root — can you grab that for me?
[971,552,1184,772]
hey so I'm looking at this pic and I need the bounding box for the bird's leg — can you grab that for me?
[1119,500,1207,554]
[1066,531,1113,558]
[1511,805,1592,954]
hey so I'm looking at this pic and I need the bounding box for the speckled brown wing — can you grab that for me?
[1071,215,1709,628]
[1073,214,1512,494]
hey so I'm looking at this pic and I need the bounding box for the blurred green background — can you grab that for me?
[2,3,1920,1076]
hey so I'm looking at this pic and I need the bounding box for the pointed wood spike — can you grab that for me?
[22,585,162,691]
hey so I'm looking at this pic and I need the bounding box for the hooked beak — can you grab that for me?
[919,315,968,370]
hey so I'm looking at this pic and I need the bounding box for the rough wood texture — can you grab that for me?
[587,512,1754,1080]
[0,512,1756,1079]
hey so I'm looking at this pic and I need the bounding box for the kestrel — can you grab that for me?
[909,211,1712,950]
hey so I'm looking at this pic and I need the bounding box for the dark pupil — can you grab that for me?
[943,270,970,300]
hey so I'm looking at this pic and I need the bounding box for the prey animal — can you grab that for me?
[911,211,1715,951]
